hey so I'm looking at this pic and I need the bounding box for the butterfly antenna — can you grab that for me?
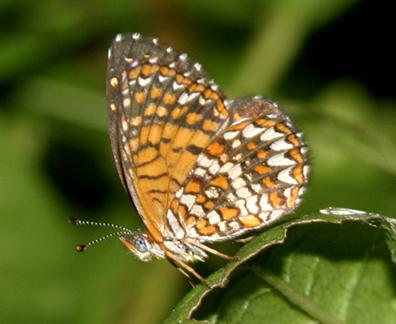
[69,217,132,233]
[69,217,133,252]
[75,230,132,252]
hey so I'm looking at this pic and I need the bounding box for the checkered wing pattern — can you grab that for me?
[170,98,308,241]
[106,34,230,239]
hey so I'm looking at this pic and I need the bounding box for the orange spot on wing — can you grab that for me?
[286,134,300,146]
[144,103,157,115]
[147,125,162,145]
[216,100,228,117]
[171,106,188,119]
[256,119,276,127]
[196,219,216,235]
[196,194,206,204]
[219,207,239,220]
[203,89,219,101]
[269,192,284,208]
[262,176,276,188]
[186,112,203,125]
[289,148,304,163]
[162,123,178,141]
[202,120,218,132]
[204,200,215,209]
[233,113,242,121]
[156,105,168,117]
[188,83,205,93]
[178,205,187,218]
[240,215,261,228]
[141,64,151,76]
[206,141,224,156]
[186,216,197,226]
[139,126,150,144]
[141,64,159,76]
[254,165,272,175]
[257,149,268,159]
[275,123,292,134]
[129,138,139,151]
[175,74,192,85]
[150,87,161,99]
[134,92,146,104]
[210,175,229,190]
[287,187,300,208]
[130,116,142,126]
[128,67,141,79]
[170,199,178,214]
[185,179,202,194]
[230,121,251,131]
[160,66,176,76]
[246,142,256,150]
[188,130,210,149]
[292,165,304,183]
[163,92,176,105]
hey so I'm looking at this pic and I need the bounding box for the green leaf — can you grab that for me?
[165,208,396,323]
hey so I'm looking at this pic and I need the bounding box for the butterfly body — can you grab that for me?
[106,33,309,279]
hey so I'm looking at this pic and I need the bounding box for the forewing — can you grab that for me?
[170,98,309,241]
[106,33,230,238]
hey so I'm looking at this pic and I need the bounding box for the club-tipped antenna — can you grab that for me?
[69,217,134,252]
[69,217,132,233]
[75,230,132,252]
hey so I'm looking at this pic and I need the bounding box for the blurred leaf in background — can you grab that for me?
[0,0,395,323]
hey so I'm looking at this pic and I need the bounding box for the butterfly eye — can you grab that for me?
[133,236,148,252]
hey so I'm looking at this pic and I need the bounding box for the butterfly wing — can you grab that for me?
[106,33,230,241]
[170,97,309,241]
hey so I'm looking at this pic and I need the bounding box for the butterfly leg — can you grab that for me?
[166,251,209,286]
[165,250,209,287]
[185,239,237,261]
[175,266,196,287]
[165,252,196,286]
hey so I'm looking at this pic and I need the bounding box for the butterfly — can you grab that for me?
[73,33,309,284]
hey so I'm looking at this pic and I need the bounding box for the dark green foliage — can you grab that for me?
[166,211,396,323]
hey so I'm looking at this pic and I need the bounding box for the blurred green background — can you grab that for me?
[0,0,395,323]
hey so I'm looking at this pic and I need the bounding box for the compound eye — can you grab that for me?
[134,237,148,252]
